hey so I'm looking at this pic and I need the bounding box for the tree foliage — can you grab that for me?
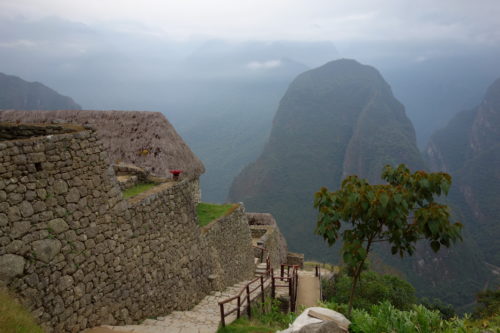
[314,164,463,314]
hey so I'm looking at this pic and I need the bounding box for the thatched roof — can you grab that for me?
[0,110,205,178]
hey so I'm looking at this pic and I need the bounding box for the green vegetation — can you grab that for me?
[196,202,238,227]
[473,290,500,320]
[0,288,45,333]
[348,301,470,333]
[314,164,462,314]
[323,269,416,312]
[229,59,486,310]
[122,182,157,198]
[216,298,296,333]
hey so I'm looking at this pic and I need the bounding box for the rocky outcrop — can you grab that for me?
[0,110,205,179]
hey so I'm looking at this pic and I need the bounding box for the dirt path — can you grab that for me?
[296,271,321,308]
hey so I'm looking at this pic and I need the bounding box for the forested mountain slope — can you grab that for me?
[229,59,493,309]
[426,78,500,268]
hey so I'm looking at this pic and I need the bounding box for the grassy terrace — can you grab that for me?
[0,288,44,333]
[122,182,157,198]
[196,202,238,227]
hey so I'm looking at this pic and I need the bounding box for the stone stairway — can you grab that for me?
[254,262,268,277]
[87,264,271,333]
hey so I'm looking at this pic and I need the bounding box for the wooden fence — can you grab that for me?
[218,256,299,327]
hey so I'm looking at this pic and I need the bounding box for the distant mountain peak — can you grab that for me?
[0,72,81,111]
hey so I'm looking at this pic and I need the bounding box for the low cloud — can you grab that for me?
[246,60,282,70]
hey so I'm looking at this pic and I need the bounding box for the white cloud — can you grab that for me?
[246,60,282,70]
[0,0,499,44]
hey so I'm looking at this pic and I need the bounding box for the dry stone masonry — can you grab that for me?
[202,204,255,290]
[0,122,256,332]
[247,213,288,268]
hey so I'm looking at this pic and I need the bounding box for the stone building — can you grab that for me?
[0,112,267,332]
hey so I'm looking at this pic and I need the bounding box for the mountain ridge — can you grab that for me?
[0,72,81,111]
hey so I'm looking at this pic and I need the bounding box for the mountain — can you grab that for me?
[0,72,81,110]
[229,58,424,256]
[426,78,500,269]
[229,59,493,309]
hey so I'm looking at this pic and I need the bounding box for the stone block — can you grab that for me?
[48,218,69,234]
[0,254,25,281]
[32,239,62,263]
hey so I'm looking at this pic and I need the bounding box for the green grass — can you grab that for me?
[0,288,45,333]
[217,318,279,333]
[216,298,296,333]
[122,182,157,198]
[196,202,238,226]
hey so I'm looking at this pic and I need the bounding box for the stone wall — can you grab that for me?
[0,123,236,332]
[246,213,288,268]
[201,204,255,290]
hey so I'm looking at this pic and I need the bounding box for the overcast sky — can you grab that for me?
[1,0,500,44]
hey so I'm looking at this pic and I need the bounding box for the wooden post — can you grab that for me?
[271,270,275,299]
[219,303,225,327]
[237,296,241,319]
[246,285,251,318]
[260,276,265,304]
[280,264,284,281]
[315,265,319,277]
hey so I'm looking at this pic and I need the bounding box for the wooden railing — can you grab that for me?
[275,264,299,312]
[253,245,267,263]
[218,273,270,327]
[218,252,300,327]
[218,254,272,327]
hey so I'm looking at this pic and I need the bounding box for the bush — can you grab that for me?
[349,301,469,333]
[473,289,500,319]
[323,269,416,311]
[216,298,296,333]
[420,297,456,320]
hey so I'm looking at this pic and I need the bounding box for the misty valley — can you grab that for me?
[1,12,500,332]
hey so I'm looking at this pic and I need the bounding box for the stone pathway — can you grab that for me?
[295,270,321,308]
[86,263,271,333]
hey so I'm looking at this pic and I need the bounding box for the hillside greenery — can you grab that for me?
[314,164,462,313]
[323,270,417,312]
[122,182,157,198]
[196,202,238,226]
[0,288,45,333]
[229,59,487,309]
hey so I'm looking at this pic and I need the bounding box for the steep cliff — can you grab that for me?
[426,78,500,268]
[229,59,493,309]
[229,58,423,257]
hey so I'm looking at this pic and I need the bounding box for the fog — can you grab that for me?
[1,1,500,201]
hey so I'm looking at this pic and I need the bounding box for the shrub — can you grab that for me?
[323,269,416,311]
[473,289,500,319]
[349,301,469,333]
[420,297,456,320]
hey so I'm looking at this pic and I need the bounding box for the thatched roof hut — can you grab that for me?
[0,110,205,179]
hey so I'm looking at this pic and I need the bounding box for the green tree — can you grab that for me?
[314,164,462,315]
